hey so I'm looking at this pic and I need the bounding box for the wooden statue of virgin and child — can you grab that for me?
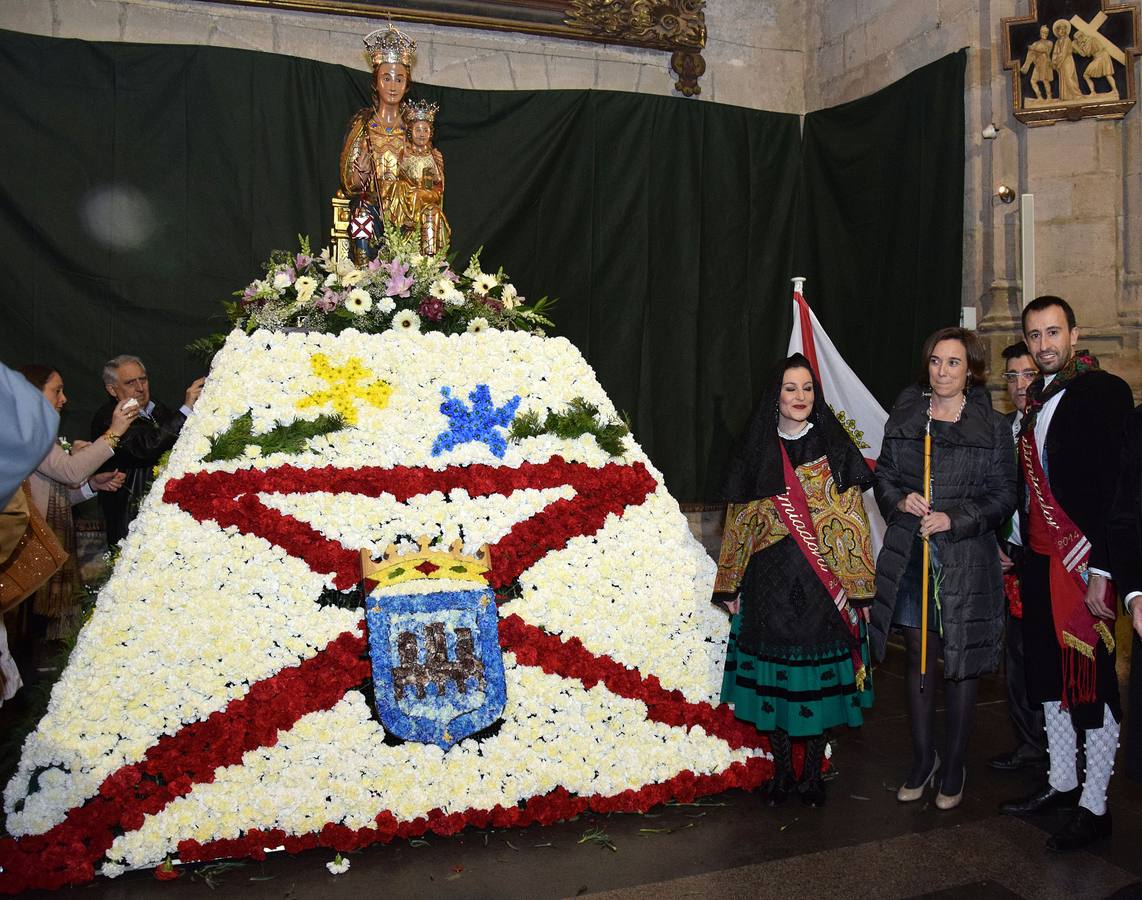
[333,24,450,263]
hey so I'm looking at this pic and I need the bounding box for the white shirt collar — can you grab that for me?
[777,421,814,441]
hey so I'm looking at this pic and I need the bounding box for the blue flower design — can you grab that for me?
[431,384,521,458]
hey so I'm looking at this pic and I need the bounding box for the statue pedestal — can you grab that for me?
[330,192,351,265]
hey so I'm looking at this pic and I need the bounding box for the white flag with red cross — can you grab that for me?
[786,277,887,554]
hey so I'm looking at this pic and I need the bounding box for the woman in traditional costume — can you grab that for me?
[869,327,1015,810]
[339,24,418,261]
[714,353,877,807]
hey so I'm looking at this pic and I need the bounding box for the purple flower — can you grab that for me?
[384,259,415,298]
[317,289,341,312]
[368,257,383,272]
[295,252,312,271]
[419,297,445,321]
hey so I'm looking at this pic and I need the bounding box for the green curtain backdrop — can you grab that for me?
[796,49,967,405]
[0,28,964,501]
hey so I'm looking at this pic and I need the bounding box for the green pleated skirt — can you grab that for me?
[720,616,874,737]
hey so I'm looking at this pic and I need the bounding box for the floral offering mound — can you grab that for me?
[0,329,772,893]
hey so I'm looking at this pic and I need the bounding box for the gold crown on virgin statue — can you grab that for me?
[361,536,491,588]
[402,100,439,124]
[364,24,417,68]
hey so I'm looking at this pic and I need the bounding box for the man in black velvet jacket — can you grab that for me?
[999,296,1134,853]
[90,355,203,546]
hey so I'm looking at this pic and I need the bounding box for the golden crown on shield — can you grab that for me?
[362,536,491,589]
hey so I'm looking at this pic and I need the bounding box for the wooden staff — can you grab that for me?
[920,423,932,692]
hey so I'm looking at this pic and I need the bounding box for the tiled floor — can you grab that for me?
[7,640,1142,899]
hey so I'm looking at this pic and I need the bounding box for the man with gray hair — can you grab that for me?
[90,355,204,544]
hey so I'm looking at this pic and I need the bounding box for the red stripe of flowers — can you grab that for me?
[497,614,768,752]
[162,459,657,590]
[0,629,370,894]
[176,757,773,865]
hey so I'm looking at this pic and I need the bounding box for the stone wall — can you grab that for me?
[806,0,1142,404]
[4,0,1140,403]
[0,0,806,113]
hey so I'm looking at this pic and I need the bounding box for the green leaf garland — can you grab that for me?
[203,412,346,462]
[508,397,629,457]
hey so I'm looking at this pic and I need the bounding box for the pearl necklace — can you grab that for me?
[929,393,967,424]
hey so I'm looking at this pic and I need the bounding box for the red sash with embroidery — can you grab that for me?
[1019,431,1115,706]
[773,444,865,688]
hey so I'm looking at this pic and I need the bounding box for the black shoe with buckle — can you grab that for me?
[999,784,1080,816]
[1047,807,1112,852]
[988,747,1048,772]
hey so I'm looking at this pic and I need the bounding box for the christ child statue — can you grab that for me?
[397,100,451,253]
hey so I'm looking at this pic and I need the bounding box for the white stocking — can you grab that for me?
[1079,707,1120,816]
[1043,700,1078,792]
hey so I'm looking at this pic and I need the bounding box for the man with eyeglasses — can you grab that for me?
[988,341,1046,774]
[91,355,205,545]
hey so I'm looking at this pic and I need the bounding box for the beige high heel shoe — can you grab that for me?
[896,754,940,803]
[935,769,965,810]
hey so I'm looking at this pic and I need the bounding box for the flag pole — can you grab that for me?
[792,275,806,295]
[919,420,932,692]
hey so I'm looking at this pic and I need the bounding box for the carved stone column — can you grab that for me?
[977,48,1024,337]
[1120,107,1142,327]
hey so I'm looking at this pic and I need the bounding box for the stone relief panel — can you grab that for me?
[1002,0,1139,126]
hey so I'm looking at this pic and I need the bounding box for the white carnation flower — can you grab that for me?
[376,295,396,314]
[345,288,373,314]
[467,317,490,334]
[272,270,293,290]
[392,310,420,333]
[326,854,351,875]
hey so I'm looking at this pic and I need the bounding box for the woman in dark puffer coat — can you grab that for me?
[870,327,1016,811]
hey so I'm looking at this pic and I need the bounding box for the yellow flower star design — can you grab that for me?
[296,353,392,425]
